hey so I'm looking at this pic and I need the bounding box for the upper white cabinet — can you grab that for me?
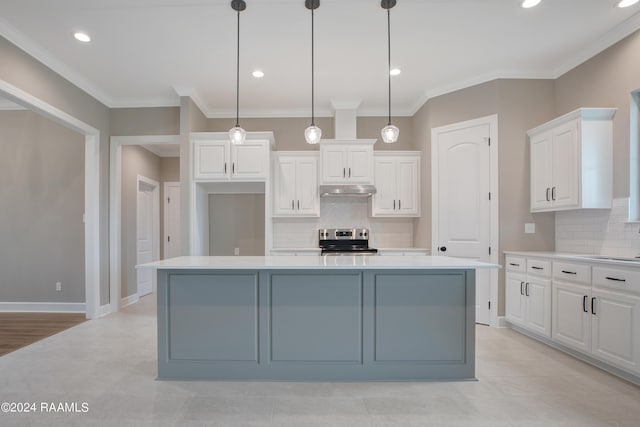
[319,140,375,184]
[273,152,320,217]
[372,152,420,217]
[193,132,273,181]
[528,108,616,212]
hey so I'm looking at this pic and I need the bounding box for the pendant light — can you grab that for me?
[229,0,247,145]
[304,0,322,145]
[381,0,399,144]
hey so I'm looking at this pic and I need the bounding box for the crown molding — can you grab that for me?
[552,11,640,78]
[0,17,114,107]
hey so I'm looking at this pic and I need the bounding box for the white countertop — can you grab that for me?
[504,251,640,267]
[139,255,500,270]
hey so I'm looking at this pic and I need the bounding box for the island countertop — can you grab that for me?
[141,255,500,270]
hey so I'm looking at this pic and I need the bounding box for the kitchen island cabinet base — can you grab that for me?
[157,269,476,380]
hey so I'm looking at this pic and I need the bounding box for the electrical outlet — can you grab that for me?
[234,247,240,256]
[525,223,536,234]
[56,282,62,291]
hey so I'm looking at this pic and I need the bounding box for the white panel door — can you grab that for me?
[194,141,228,180]
[530,132,553,211]
[505,273,526,327]
[164,183,181,259]
[372,157,397,215]
[525,277,551,338]
[295,157,319,216]
[551,121,579,209]
[320,146,348,183]
[273,156,296,215]
[347,146,373,183]
[435,122,491,325]
[591,289,640,372]
[136,186,154,296]
[231,141,268,180]
[552,281,591,353]
[396,157,419,216]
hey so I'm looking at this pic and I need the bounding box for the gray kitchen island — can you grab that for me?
[146,255,499,381]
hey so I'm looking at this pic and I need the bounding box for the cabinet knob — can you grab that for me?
[439,246,447,252]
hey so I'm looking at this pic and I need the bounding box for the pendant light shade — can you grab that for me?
[304,0,322,145]
[381,0,399,144]
[229,0,247,145]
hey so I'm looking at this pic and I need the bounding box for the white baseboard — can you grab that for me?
[98,304,112,317]
[120,293,139,308]
[0,302,85,313]
[496,316,508,328]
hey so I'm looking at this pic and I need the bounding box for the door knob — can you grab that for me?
[439,246,447,252]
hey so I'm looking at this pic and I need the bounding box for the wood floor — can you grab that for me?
[0,312,86,356]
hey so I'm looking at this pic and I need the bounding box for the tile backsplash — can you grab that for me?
[273,198,415,248]
[556,197,640,256]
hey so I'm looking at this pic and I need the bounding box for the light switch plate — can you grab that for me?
[525,223,536,234]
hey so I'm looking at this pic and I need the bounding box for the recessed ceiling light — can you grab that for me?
[618,0,639,7]
[73,32,91,43]
[521,0,541,8]
[252,70,264,78]
[390,68,401,76]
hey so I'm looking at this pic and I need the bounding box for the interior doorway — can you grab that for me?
[431,115,499,327]
[164,182,181,259]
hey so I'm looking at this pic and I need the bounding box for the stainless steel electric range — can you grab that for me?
[318,228,378,256]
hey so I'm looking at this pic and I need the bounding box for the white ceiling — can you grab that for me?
[1,0,639,118]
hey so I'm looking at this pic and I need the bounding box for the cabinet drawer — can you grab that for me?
[553,261,591,285]
[527,259,551,277]
[593,267,640,294]
[505,256,526,273]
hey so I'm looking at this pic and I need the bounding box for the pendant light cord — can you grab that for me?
[311,6,315,126]
[387,8,392,126]
[235,8,240,128]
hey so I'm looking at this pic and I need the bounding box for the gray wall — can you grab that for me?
[208,194,265,256]
[555,29,640,199]
[0,36,111,305]
[0,110,85,302]
[121,145,161,298]
[110,107,180,136]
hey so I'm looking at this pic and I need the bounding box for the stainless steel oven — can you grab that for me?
[318,228,378,256]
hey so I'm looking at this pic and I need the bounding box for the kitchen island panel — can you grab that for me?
[373,272,470,363]
[269,272,362,363]
[163,272,259,362]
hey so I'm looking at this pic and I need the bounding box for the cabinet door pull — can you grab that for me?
[546,188,550,202]
[583,295,588,313]
[297,200,300,210]
[224,163,227,174]
[605,276,626,282]
[520,281,524,296]
[393,200,396,210]
[349,167,351,178]
[343,168,346,178]
[591,297,596,315]
[509,263,520,267]
[562,270,577,275]
[552,186,556,201]
[531,266,543,270]
[292,200,295,210]
[232,163,235,174]
[398,199,401,210]
[525,282,530,297]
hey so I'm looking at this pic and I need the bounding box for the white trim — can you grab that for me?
[629,91,640,221]
[136,174,160,297]
[0,302,85,313]
[496,316,508,328]
[120,293,140,308]
[0,79,101,320]
[431,114,500,328]
[98,304,112,317]
[109,135,180,313]
[164,182,181,259]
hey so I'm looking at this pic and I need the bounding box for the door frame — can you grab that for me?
[0,80,101,319]
[135,175,160,300]
[431,114,500,327]
[109,135,180,312]
[163,181,181,259]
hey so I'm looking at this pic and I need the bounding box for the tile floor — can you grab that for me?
[1,295,639,426]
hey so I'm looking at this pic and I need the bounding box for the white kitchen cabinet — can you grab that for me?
[319,140,375,184]
[528,108,616,212]
[505,256,551,338]
[194,138,270,181]
[273,153,319,217]
[372,153,420,217]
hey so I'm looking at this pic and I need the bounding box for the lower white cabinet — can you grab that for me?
[505,257,551,338]
[552,280,592,354]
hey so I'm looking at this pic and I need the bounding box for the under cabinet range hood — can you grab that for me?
[319,184,376,197]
